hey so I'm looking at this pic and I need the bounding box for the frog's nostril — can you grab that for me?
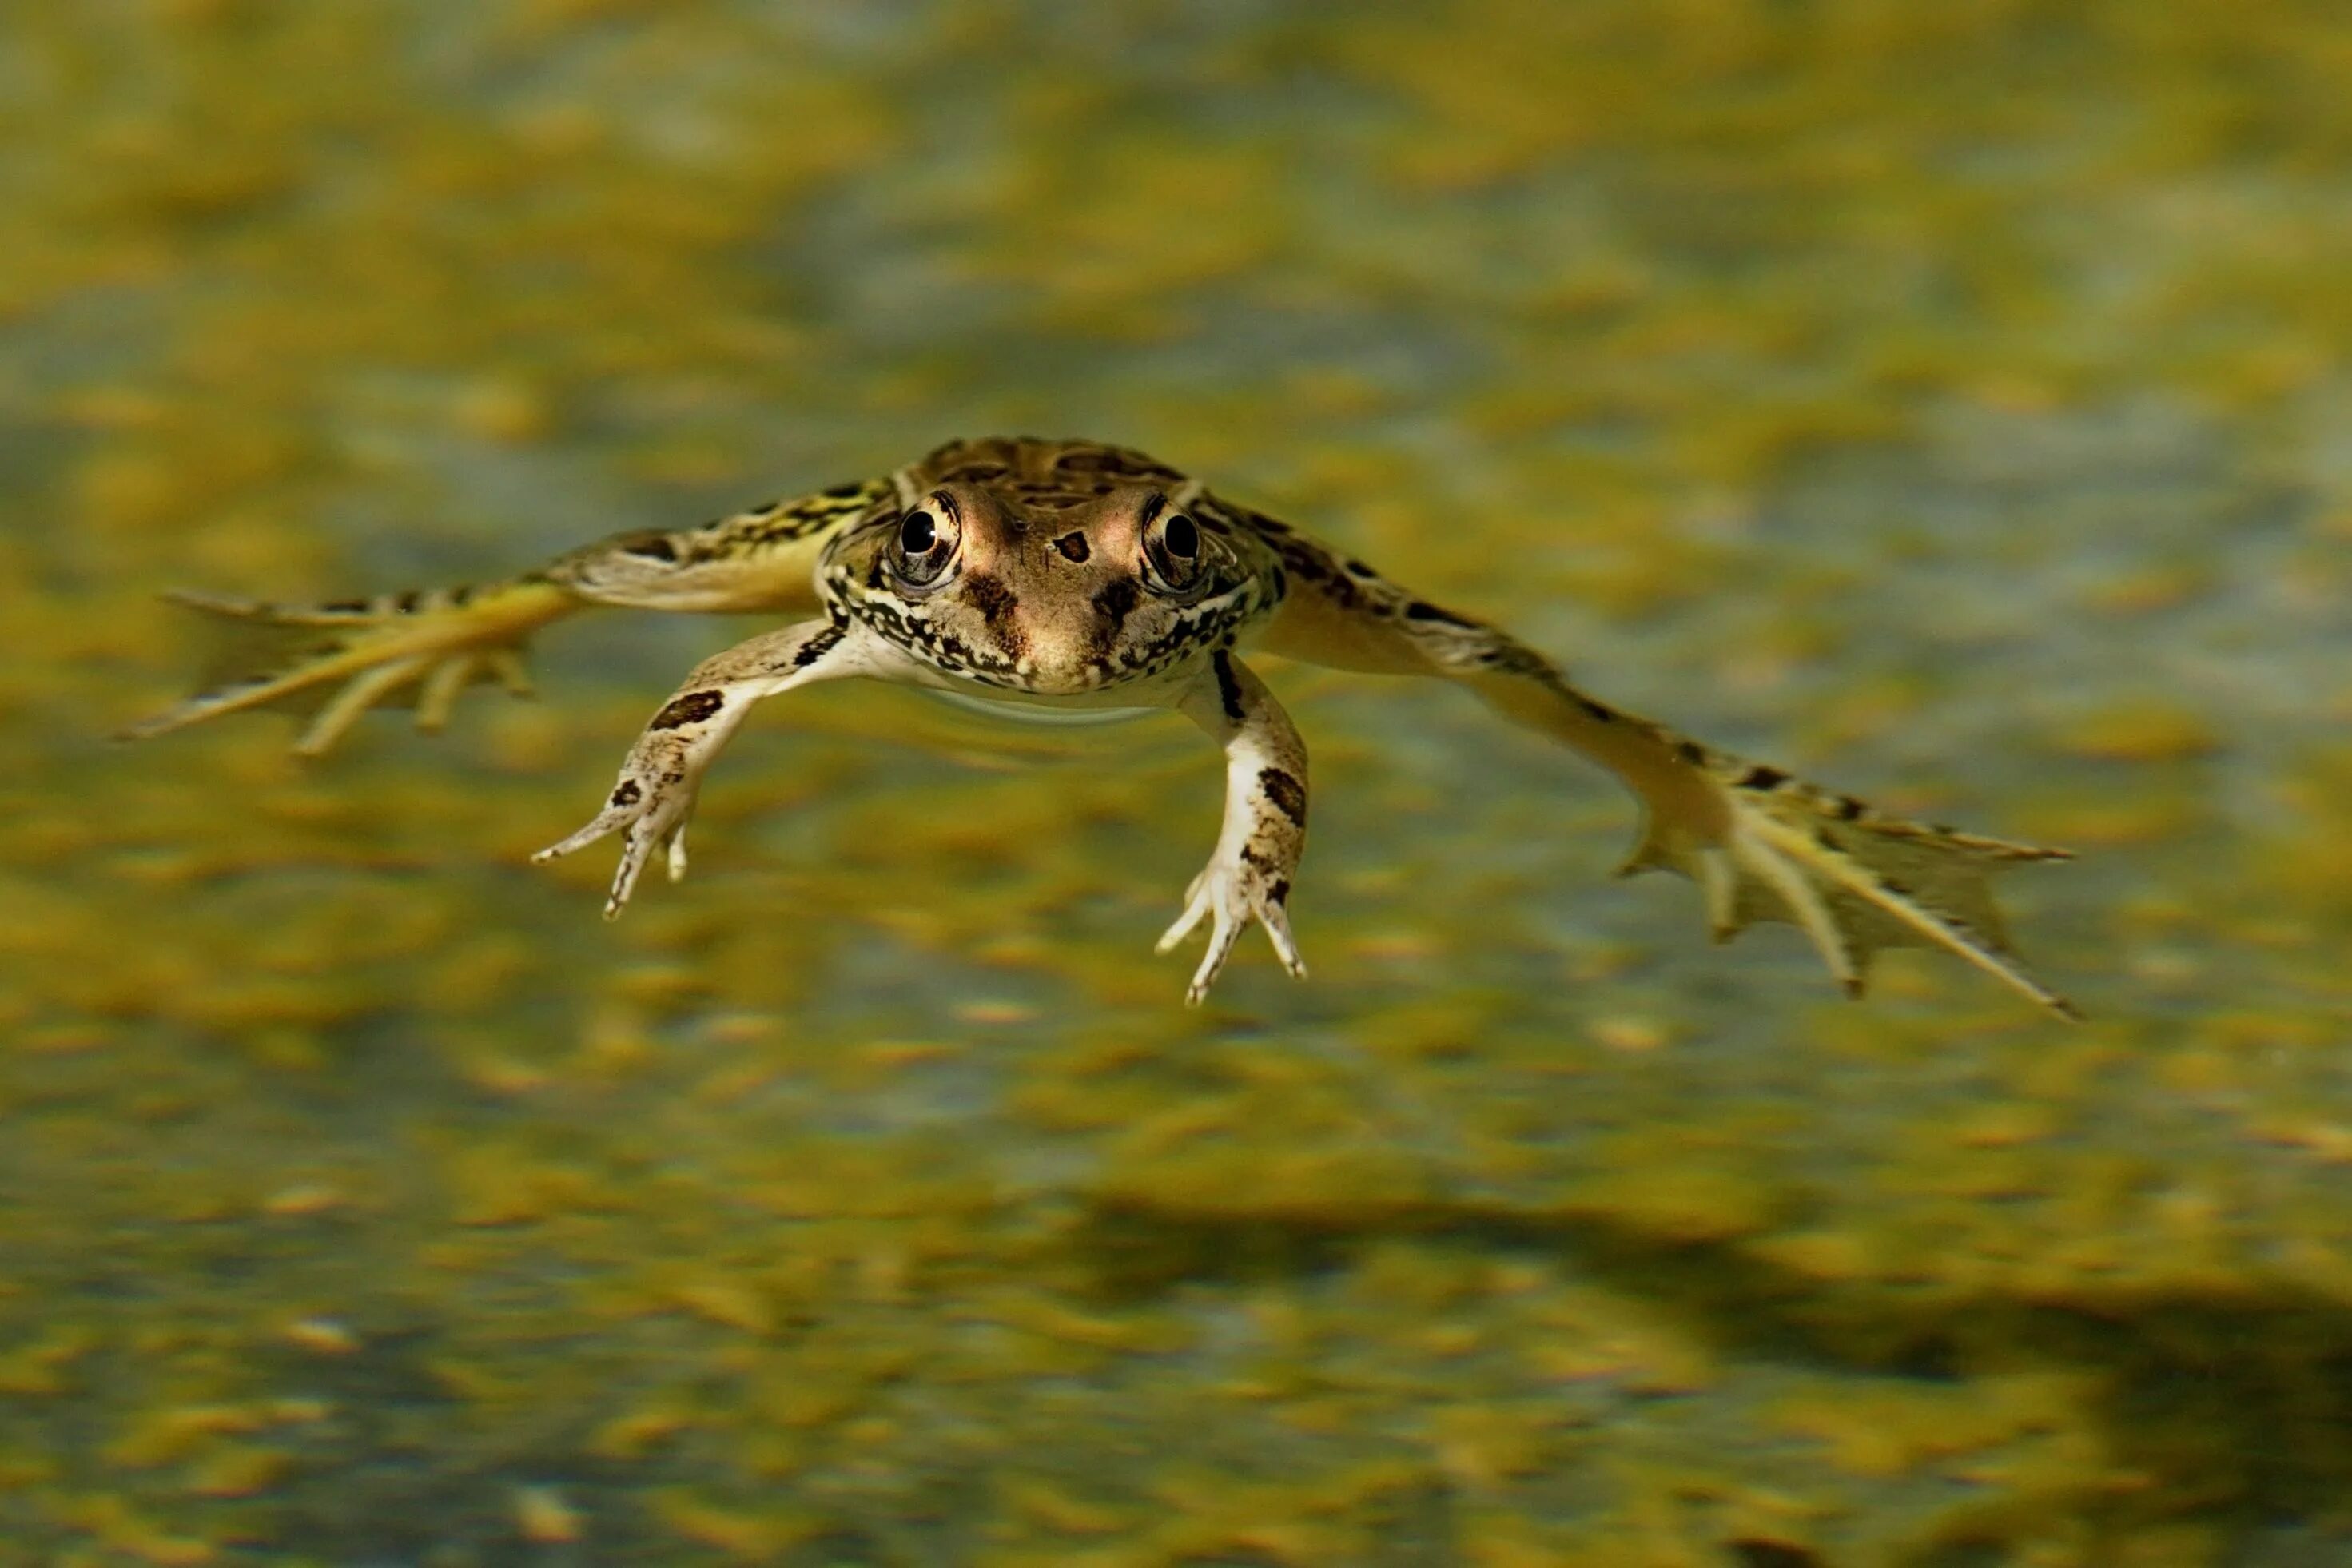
[1053,531,1090,563]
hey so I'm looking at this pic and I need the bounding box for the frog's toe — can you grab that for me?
[1156,881,1241,1005]
[412,654,483,734]
[532,805,631,866]
[1153,873,1212,957]
[1256,897,1307,980]
[292,658,431,756]
[595,820,678,919]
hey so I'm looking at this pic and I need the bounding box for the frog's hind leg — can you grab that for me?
[118,580,570,755]
[119,474,892,754]
[1250,527,2077,1017]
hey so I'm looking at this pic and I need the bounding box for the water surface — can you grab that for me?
[2,2,2346,1562]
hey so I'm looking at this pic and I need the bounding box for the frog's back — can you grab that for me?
[912,436,1192,511]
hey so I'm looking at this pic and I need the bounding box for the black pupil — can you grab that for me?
[900,511,937,554]
[1163,514,1198,558]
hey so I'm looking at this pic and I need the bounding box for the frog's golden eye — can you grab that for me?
[1143,511,1203,593]
[891,496,961,586]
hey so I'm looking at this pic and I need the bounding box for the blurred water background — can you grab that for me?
[3,1,2349,1562]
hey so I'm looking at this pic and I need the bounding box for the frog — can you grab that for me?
[125,435,2079,1015]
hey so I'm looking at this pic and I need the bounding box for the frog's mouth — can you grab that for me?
[915,685,1158,727]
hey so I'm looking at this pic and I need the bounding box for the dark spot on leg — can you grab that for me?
[1404,600,1477,627]
[823,480,870,499]
[448,583,473,606]
[1834,794,1868,820]
[1741,765,1788,790]
[1345,559,1377,577]
[793,626,845,668]
[1676,741,1708,766]
[1054,531,1091,563]
[611,780,642,807]
[324,599,368,613]
[1258,767,1307,826]
[396,590,421,613]
[651,690,724,730]
[1269,878,1291,905]
[1212,651,1246,724]
[623,535,677,562]
[1578,697,1615,722]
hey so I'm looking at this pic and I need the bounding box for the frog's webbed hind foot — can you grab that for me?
[1620,758,2079,1019]
[118,581,573,756]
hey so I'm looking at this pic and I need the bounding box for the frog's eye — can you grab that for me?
[890,497,961,586]
[1143,511,1203,593]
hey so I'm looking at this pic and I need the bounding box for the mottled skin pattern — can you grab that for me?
[126,436,2077,1013]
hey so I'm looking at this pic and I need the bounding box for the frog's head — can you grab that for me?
[825,479,1253,694]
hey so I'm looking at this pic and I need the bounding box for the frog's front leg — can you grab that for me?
[1156,651,1311,1005]
[533,619,873,917]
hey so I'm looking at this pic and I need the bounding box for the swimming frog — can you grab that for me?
[125,436,2077,1014]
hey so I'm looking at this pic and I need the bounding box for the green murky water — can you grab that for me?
[4,2,2348,1562]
